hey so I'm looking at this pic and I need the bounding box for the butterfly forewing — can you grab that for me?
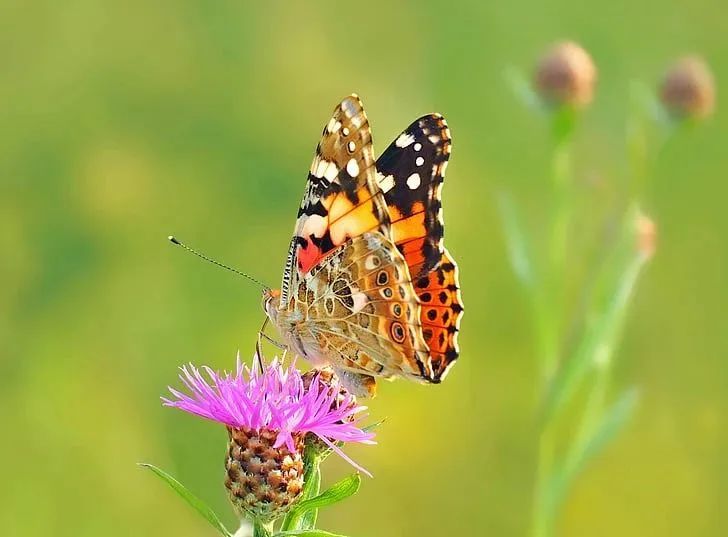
[376,114,451,278]
[282,95,390,307]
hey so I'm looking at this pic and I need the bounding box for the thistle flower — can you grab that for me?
[533,41,597,109]
[660,55,715,120]
[163,356,374,522]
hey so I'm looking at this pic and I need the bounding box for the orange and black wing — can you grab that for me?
[413,250,463,381]
[281,95,391,305]
[375,114,463,380]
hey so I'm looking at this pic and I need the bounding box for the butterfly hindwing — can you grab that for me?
[306,231,432,381]
[414,249,463,381]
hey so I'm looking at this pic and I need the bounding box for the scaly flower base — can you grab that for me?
[226,427,305,522]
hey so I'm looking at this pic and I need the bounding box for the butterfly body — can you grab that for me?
[264,95,462,396]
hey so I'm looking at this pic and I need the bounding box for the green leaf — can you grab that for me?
[282,473,360,532]
[138,463,232,537]
[497,191,535,289]
[575,387,639,468]
[550,388,639,508]
[361,418,385,433]
[298,465,321,530]
[290,474,361,517]
[275,531,347,537]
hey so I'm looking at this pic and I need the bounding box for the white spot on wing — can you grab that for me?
[327,118,341,133]
[324,161,339,181]
[299,214,327,239]
[364,254,378,270]
[415,156,425,166]
[407,173,421,189]
[342,127,350,136]
[347,141,356,152]
[346,158,359,177]
[376,172,395,193]
[351,292,369,313]
[314,157,328,178]
[414,142,422,151]
[395,133,415,148]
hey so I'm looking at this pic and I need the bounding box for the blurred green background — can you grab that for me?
[2,1,726,536]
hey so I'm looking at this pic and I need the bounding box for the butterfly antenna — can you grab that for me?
[168,236,270,291]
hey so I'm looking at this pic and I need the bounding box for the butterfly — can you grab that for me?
[263,94,462,397]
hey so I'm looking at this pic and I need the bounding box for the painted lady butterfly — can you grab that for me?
[263,95,462,396]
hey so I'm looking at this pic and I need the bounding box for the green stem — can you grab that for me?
[252,519,273,537]
[627,81,678,205]
[627,83,649,200]
[531,107,577,537]
[543,108,576,383]
[531,426,556,537]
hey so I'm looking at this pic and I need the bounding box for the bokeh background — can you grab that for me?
[2,1,726,536]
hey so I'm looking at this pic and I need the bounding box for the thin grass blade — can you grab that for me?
[549,388,639,508]
[138,463,232,537]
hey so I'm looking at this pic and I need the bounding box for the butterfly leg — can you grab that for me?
[260,332,287,350]
[257,316,287,351]
[253,318,270,373]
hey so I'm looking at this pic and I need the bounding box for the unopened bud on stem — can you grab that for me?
[534,41,597,109]
[660,55,715,120]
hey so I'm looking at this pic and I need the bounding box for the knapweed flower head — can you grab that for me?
[163,355,375,521]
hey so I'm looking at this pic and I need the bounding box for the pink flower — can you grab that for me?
[162,355,375,473]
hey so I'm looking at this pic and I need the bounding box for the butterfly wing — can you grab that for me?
[376,114,463,381]
[413,250,463,380]
[376,114,450,277]
[305,231,432,382]
[281,95,391,307]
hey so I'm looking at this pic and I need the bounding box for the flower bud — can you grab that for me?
[660,55,715,120]
[635,213,657,259]
[534,41,597,109]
